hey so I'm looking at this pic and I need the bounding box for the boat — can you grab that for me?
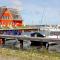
[40,25,60,38]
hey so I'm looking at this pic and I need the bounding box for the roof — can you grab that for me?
[0,6,22,20]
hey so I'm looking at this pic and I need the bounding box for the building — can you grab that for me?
[0,6,23,28]
[0,6,24,35]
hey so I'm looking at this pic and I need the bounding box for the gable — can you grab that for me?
[1,9,13,20]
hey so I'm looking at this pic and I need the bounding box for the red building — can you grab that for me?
[0,6,23,28]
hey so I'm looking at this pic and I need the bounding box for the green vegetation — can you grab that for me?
[0,25,26,30]
[0,48,60,60]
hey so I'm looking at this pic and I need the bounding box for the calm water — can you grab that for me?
[2,32,60,52]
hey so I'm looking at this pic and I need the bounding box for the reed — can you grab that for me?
[0,48,60,60]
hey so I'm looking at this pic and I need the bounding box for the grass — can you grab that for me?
[0,48,60,60]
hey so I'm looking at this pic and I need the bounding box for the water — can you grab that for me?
[2,31,49,46]
[3,38,31,49]
[1,32,60,52]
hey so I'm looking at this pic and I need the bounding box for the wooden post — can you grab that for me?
[19,40,23,49]
[0,38,5,46]
[46,42,49,50]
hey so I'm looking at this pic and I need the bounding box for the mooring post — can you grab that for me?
[19,40,23,49]
[0,38,5,47]
[46,42,49,50]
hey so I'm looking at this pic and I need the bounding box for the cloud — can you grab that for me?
[11,0,22,11]
[9,0,22,12]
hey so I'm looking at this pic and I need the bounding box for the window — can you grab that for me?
[2,16,9,20]
[2,16,5,19]
[50,31,60,35]
[13,15,19,20]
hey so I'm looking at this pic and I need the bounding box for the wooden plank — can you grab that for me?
[0,35,60,42]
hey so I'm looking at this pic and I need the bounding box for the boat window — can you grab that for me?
[50,32,60,35]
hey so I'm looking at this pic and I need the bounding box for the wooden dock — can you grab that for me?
[0,34,60,49]
[0,34,60,42]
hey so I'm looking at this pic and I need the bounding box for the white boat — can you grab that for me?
[40,26,60,38]
[47,28,60,38]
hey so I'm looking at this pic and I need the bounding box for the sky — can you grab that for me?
[0,0,60,25]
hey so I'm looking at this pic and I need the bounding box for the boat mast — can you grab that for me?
[40,8,45,25]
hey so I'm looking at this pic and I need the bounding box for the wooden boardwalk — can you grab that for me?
[0,34,60,49]
[0,35,60,42]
